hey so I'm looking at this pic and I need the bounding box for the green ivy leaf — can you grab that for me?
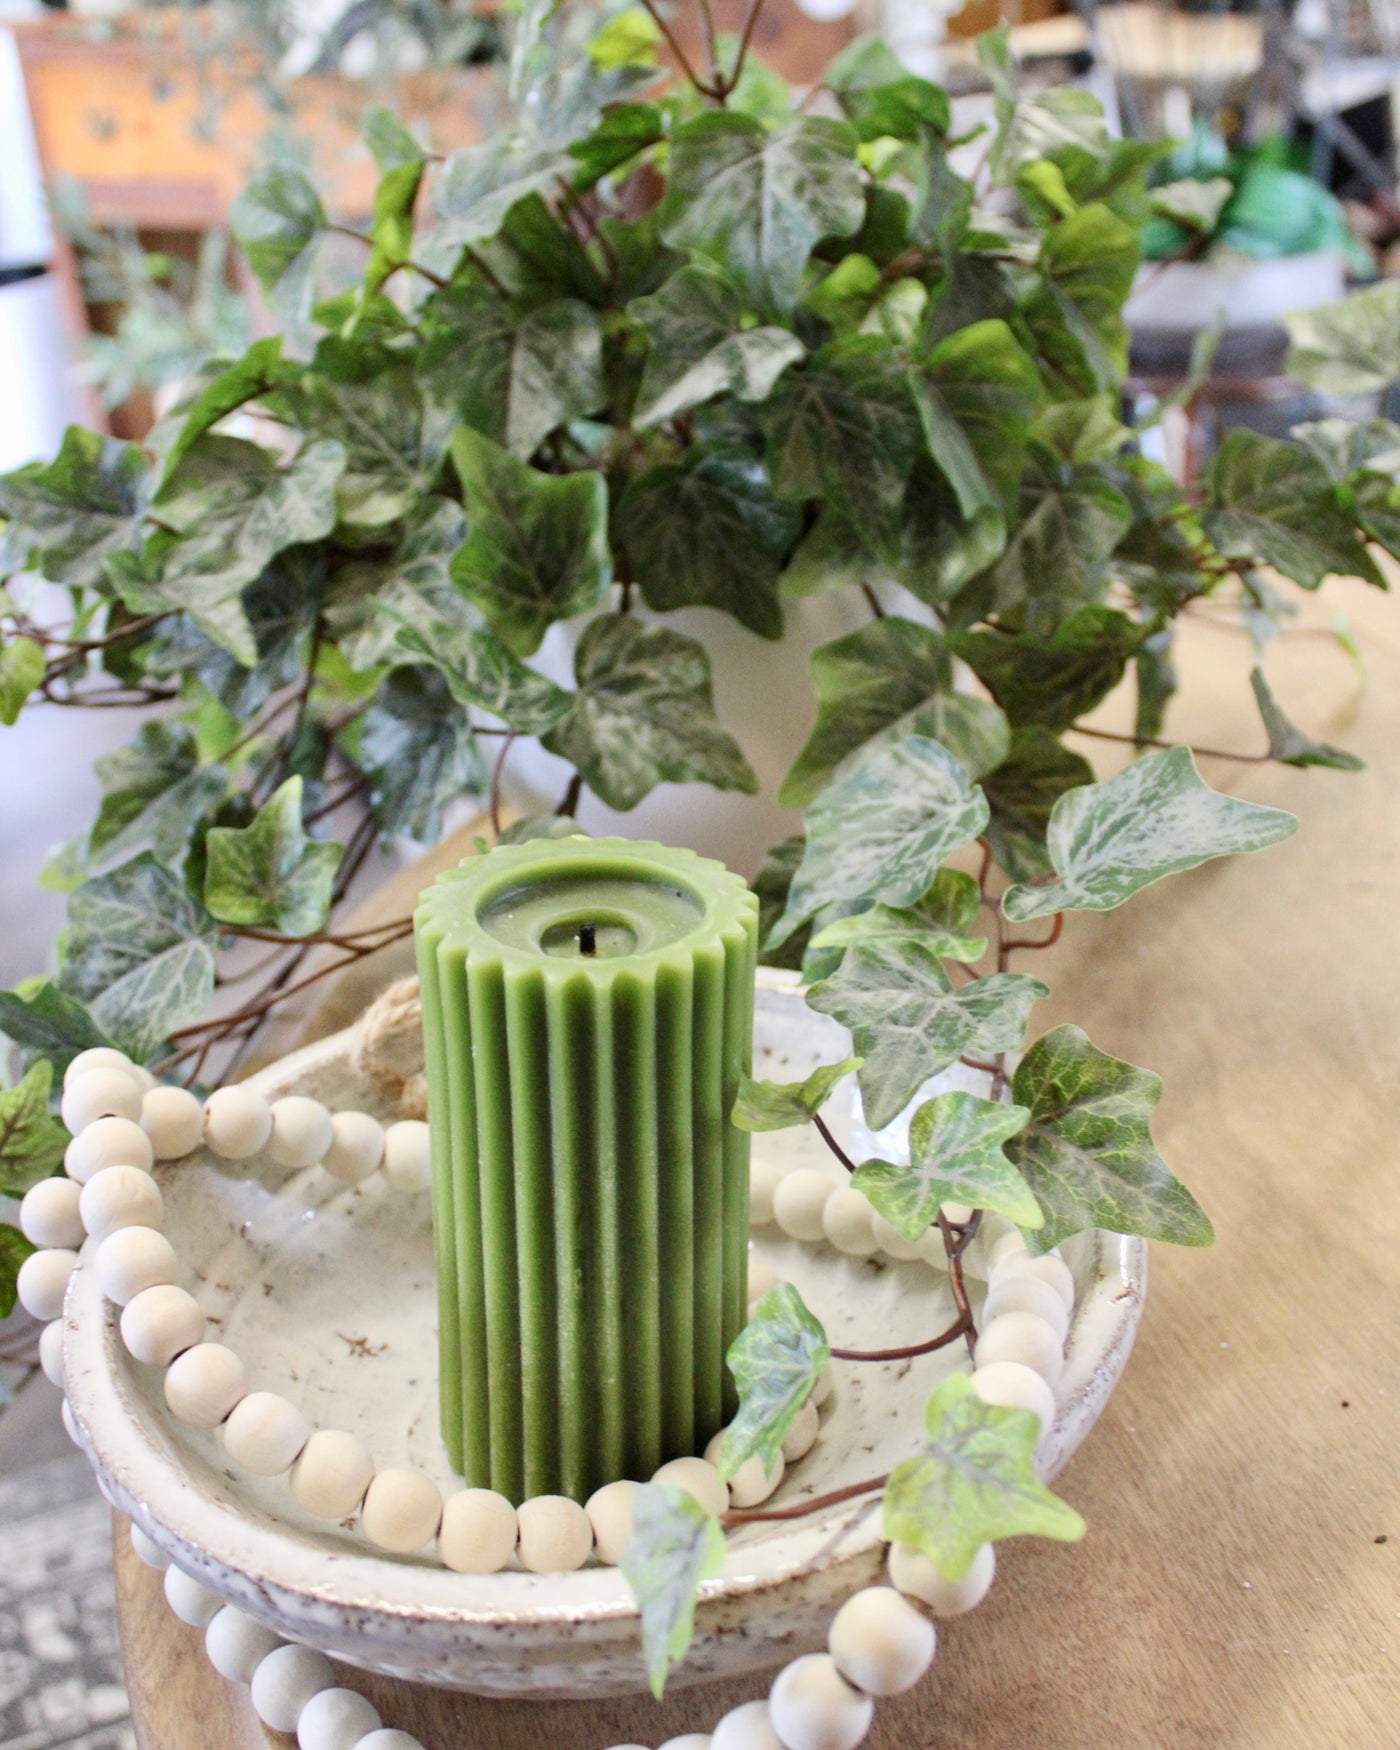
[542,615,756,811]
[569,103,665,188]
[981,726,1095,882]
[204,777,342,937]
[0,982,113,1074]
[883,1373,1085,1579]
[912,318,1041,525]
[1250,668,1362,772]
[587,5,661,68]
[732,1057,860,1131]
[231,166,328,330]
[449,428,612,656]
[364,105,427,172]
[854,1090,1036,1237]
[88,722,228,871]
[160,337,295,484]
[0,1224,37,1318]
[951,604,1144,732]
[772,736,989,948]
[620,1484,725,1700]
[1007,1024,1213,1251]
[1149,176,1232,234]
[323,498,468,671]
[1001,745,1298,922]
[991,468,1133,618]
[1284,280,1400,396]
[717,1282,830,1480]
[809,940,1046,1129]
[838,74,950,142]
[809,905,986,964]
[497,813,585,845]
[1023,203,1138,397]
[981,27,1106,184]
[356,669,486,843]
[364,158,426,296]
[751,835,809,973]
[781,618,1010,809]
[0,637,44,726]
[0,427,150,590]
[0,1062,70,1196]
[659,113,864,316]
[387,615,572,734]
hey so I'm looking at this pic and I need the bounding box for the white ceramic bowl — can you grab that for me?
[63,971,1144,1698]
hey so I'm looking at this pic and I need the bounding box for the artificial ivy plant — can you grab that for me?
[3,0,1399,1683]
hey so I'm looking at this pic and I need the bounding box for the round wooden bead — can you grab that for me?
[322,1112,386,1185]
[970,1360,1057,1439]
[982,1272,1070,1343]
[80,1164,163,1243]
[727,1451,784,1508]
[291,1429,376,1520]
[65,1115,153,1183]
[711,1700,785,1750]
[994,1250,1074,1314]
[822,1187,879,1257]
[39,1318,65,1386]
[20,1177,84,1249]
[17,1248,78,1321]
[205,1605,284,1683]
[972,1310,1064,1388]
[250,1644,335,1733]
[746,1255,780,1305]
[652,1456,729,1518]
[165,1342,247,1428]
[869,1213,925,1262]
[267,1096,334,1169]
[888,1539,995,1616]
[130,1523,170,1572]
[781,1397,821,1463]
[140,1085,204,1159]
[381,1120,431,1192]
[981,1222,1029,1273]
[769,1654,873,1750]
[440,1487,519,1573]
[297,1686,382,1750]
[811,1363,834,1408]
[203,1085,273,1161]
[660,1738,715,1750]
[224,1392,312,1476]
[583,1479,638,1568]
[361,1467,443,1553]
[773,1170,836,1242]
[94,1225,177,1305]
[353,1733,427,1750]
[64,1047,135,1089]
[749,1155,787,1226]
[120,1283,205,1366]
[828,1586,936,1695]
[164,1564,223,1628]
[516,1494,593,1573]
[61,1067,142,1134]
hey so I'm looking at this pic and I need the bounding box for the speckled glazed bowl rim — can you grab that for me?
[62,969,1146,1693]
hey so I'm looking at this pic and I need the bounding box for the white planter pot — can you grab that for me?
[1124,250,1345,335]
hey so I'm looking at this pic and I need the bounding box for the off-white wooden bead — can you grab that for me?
[711,1700,785,1750]
[297,1686,382,1750]
[769,1653,874,1750]
[203,1084,273,1161]
[749,1155,786,1225]
[971,1360,1057,1439]
[652,1456,729,1518]
[972,1311,1064,1388]
[322,1112,386,1185]
[80,1164,163,1243]
[982,1272,1070,1342]
[64,1047,135,1088]
[250,1644,335,1733]
[267,1096,334,1168]
[727,1450,784,1508]
[20,1176,84,1249]
[822,1187,879,1257]
[205,1604,284,1683]
[353,1733,427,1750]
[772,1169,836,1242]
[140,1085,204,1159]
[130,1523,170,1572]
[291,1429,376,1520]
[165,1342,247,1427]
[746,1255,780,1305]
[17,1247,78,1321]
[94,1225,176,1305]
[516,1493,593,1572]
[888,1539,995,1616]
[660,1738,714,1750]
[163,1564,223,1628]
[869,1212,925,1261]
[61,1397,81,1445]
[583,1479,638,1567]
[361,1467,443,1553]
[121,1284,205,1366]
[440,1486,519,1572]
[811,1363,834,1408]
[828,1586,936,1695]
[65,1115,153,1182]
[40,1318,65,1386]
[982,1224,1030,1272]
[381,1120,431,1192]
[61,1067,142,1133]
[994,1250,1074,1314]
[224,1391,311,1476]
[782,1397,820,1463]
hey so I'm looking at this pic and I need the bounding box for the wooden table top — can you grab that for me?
[113,576,1400,1749]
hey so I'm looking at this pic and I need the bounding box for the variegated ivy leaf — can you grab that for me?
[732,1058,860,1132]
[810,907,986,964]
[1007,1024,1213,1252]
[88,722,228,872]
[0,981,113,1076]
[883,1374,1085,1579]
[0,1062,70,1197]
[620,1483,725,1699]
[0,1224,37,1319]
[1001,746,1298,923]
[1284,279,1400,397]
[356,669,486,845]
[717,1283,830,1482]
[853,1091,1037,1240]
[387,613,572,735]
[0,428,150,591]
[1149,176,1232,234]
[204,777,343,938]
[808,940,1046,1130]
[771,737,989,949]
[0,636,43,726]
[1250,669,1362,772]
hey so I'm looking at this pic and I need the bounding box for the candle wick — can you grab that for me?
[579,922,598,957]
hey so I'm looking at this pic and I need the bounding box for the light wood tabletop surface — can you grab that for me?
[112,577,1400,1749]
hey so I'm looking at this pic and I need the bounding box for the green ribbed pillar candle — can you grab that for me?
[414,836,759,1505]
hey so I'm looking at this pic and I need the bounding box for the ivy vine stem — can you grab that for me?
[1069,722,1269,763]
[723,1471,889,1527]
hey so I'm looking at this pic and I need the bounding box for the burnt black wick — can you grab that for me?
[579,922,598,957]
